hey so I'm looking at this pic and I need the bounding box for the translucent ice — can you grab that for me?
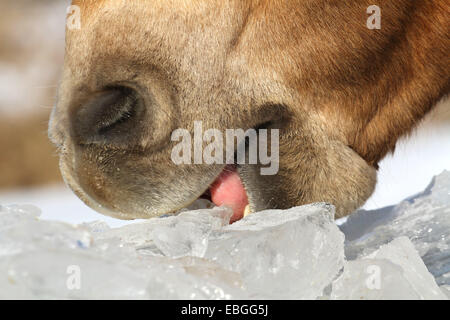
[331,237,447,299]
[0,203,343,299]
[205,204,345,299]
[0,205,244,299]
[0,170,449,299]
[340,170,450,286]
[94,206,233,258]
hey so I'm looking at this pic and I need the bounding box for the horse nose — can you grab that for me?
[71,86,143,146]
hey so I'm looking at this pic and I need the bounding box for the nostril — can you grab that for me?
[72,86,143,145]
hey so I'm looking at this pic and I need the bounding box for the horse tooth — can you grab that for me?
[243,204,251,217]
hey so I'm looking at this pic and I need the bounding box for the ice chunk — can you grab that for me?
[0,205,244,299]
[331,237,447,300]
[331,259,419,299]
[94,206,233,258]
[340,170,450,286]
[1,170,448,300]
[0,204,41,228]
[441,285,450,299]
[147,207,232,258]
[92,203,345,299]
[0,251,246,299]
[0,204,92,258]
[366,237,446,299]
[205,203,345,299]
[0,202,343,299]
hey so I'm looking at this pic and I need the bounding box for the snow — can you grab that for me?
[362,98,450,210]
[0,186,139,228]
[0,171,449,299]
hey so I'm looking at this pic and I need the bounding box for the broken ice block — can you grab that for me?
[151,207,233,258]
[0,205,245,299]
[441,285,450,299]
[1,170,448,300]
[331,237,447,300]
[331,259,419,299]
[205,203,345,299]
[94,206,233,258]
[0,204,41,229]
[341,170,450,286]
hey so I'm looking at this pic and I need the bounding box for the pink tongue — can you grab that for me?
[210,166,249,223]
